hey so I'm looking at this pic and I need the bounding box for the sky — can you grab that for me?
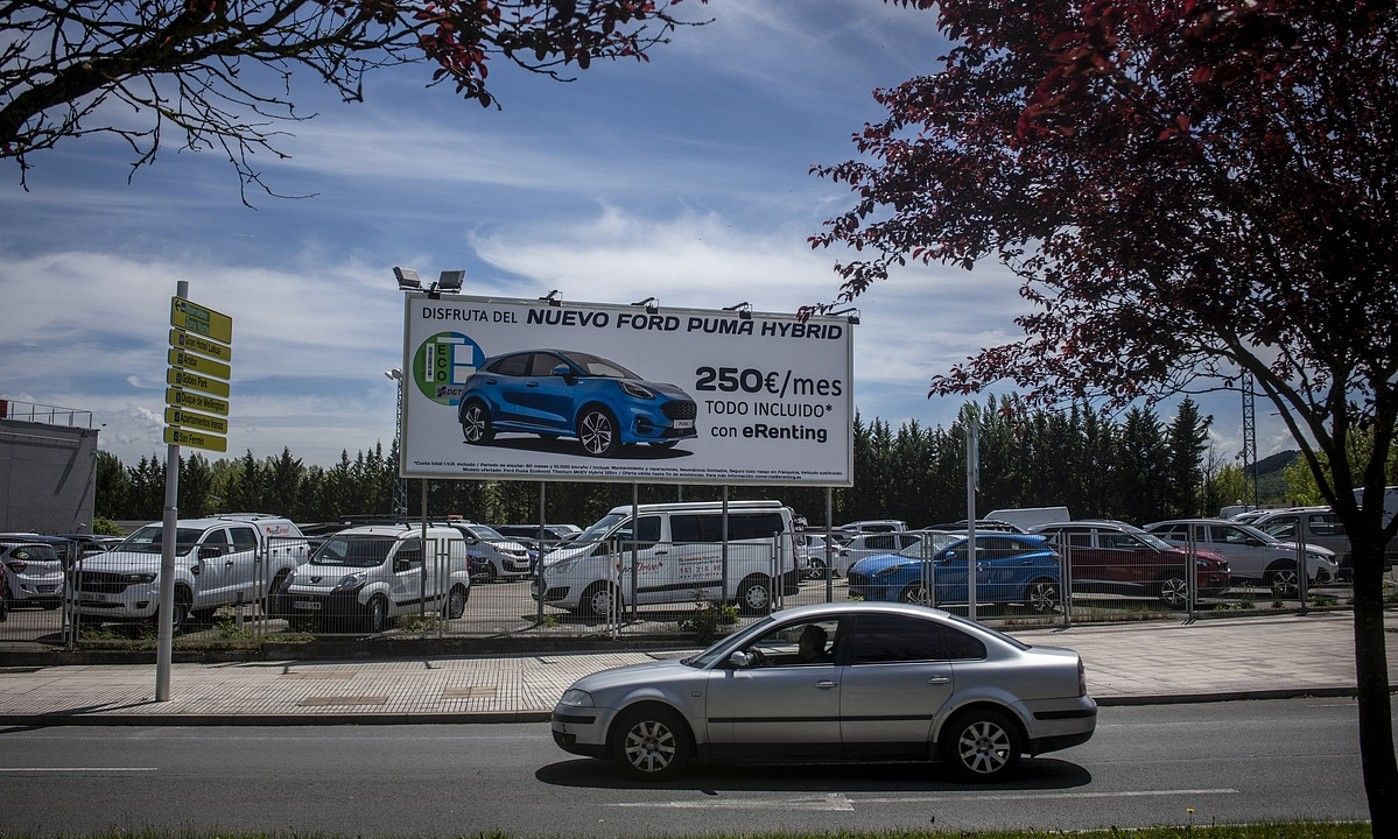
[0,2,1293,470]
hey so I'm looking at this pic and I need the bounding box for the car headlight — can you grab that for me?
[559,689,594,707]
[332,572,368,591]
[874,564,903,577]
[620,381,655,399]
[125,572,157,584]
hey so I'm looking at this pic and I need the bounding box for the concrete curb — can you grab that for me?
[3,685,1391,728]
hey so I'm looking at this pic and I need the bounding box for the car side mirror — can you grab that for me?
[728,651,754,669]
[551,364,574,380]
[198,545,223,560]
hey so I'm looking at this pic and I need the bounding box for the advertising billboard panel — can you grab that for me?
[400,294,853,486]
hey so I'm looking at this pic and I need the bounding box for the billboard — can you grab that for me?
[400,294,853,486]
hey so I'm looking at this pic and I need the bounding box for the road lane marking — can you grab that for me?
[0,768,158,772]
[609,793,854,811]
[854,789,1239,803]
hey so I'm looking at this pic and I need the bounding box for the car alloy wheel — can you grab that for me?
[578,408,619,457]
[1157,575,1189,609]
[612,707,690,779]
[1025,579,1060,614]
[1268,566,1301,598]
[948,709,1021,781]
[900,583,929,605]
[461,402,493,444]
[805,558,826,580]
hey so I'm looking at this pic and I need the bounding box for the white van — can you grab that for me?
[535,501,799,617]
[277,524,471,633]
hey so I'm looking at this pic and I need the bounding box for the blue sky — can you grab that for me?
[0,2,1283,469]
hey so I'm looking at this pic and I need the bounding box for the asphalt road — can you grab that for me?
[0,698,1384,836]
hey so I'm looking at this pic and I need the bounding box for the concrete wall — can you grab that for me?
[0,418,98,534]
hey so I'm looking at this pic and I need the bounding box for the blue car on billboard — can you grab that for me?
[847,532,1062,613]
[458,349,699,458]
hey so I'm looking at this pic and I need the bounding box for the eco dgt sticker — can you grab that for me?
[413,332,485,406]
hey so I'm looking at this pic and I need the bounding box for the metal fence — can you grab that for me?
[0,532,1386,647]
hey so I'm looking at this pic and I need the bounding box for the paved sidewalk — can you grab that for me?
[0,610,1392,725]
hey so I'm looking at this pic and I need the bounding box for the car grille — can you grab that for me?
[847,572,870,589]
[77,571,139,593]
[662,400,697,420]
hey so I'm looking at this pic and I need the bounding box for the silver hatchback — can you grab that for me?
[550,602,1096,781]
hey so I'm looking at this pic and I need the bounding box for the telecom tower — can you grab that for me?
[1241,371,1259,507]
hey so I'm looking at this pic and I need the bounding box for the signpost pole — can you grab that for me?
[420,480,429,617]
[156,281,187,702]
[630,482,639,623]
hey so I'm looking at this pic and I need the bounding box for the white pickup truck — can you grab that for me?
[72,514,309,630]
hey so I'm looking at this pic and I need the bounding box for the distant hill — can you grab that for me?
[1254,449,1300,504]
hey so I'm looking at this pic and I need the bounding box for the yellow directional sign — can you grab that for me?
[168,348,231,381]
[163,425,227,453]
[166,387,229,417]
[171,298,233,344]
[164,407,229,435]
[169,328,231,362]
[167,368,230,398]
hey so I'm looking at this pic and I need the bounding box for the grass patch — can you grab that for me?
[0,821,1373,839]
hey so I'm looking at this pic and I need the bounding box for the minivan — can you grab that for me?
[277,524,472,632]
[535,501,800,617]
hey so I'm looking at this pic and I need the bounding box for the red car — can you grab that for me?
[1031,520,1230,608]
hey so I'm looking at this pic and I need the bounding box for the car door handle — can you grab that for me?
[224,560,235,566]
[653,550,668,556]
[526,382,539,387]
[926,676,950,685]
[486,379,497,384]
[815,680,838,689]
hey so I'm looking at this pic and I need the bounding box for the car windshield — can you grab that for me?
[3,544,60,562]
[117,526,204,555]
[683,616,777,668]
[1136,531,1176,550]
[1238,524,1279,543]
[575,513,627,544]
[311,536,397,567]
[469,524,506,541]
[561,351,639,380]
[897,533,957,558]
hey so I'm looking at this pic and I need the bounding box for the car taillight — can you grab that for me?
[1078,659,1087,697]
[5,560,25,573]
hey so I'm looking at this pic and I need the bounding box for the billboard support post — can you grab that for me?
[824,488,833,603]
[537,481,546,626]
[156,279,188,702]
[630,483,639,623]
[721,487,730,602]
[420,480,428,618]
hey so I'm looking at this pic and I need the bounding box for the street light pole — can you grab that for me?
[385,369,408,520]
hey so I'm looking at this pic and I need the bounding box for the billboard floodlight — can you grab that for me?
[724,301,753,320]
[437,269,466,293]
[393,267,422,290]
[539,289,562,306]
[631,296,659,314]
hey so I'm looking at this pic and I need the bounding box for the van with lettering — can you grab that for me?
[534,501,799,617]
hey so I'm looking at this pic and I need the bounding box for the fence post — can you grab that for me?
[1297,522,1309,614]
[1187,524,1198,621]
[1058,531,1072,627]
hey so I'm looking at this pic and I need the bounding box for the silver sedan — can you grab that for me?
[550,602,1096,781]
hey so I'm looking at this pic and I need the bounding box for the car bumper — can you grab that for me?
[9,575,65,601]
[71,580,159,618]
[276,588,367,621]
[551,704,618,758]
[1021,695,1097,756]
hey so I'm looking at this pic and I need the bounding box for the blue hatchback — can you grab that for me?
[847,532,1062,613]
[458,349,698,457]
